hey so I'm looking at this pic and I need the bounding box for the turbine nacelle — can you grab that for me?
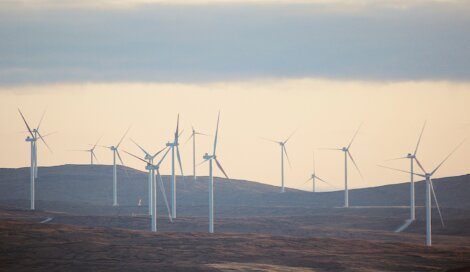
[203,153,214,160]
[145,164,159,170]
[342,147,348,152]
[25,136,35,142]
[110,146,117,151]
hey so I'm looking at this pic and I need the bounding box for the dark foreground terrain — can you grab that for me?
[1,213,470,271]
[1,206,469,271]
[0,165,469,271]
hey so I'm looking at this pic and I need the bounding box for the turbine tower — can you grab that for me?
[304,152,336,193]
[202,112,229,233]
[185,126,207,180]
[380,139,465,246]
[262,130,296,193]
[18,109,53,210]
[321,124,363,208]
[387,122,426,221]
[124,148,173,232]
[102,126,131,206]
[166,115,184,219]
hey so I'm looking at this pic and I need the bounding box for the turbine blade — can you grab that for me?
[41,131,58,138]
[151,146,168,159]
[116,149,125,165]
[214,158,229,179]
[122,150,148,164]
[385,156,408,162]
[36,109,47,131]
[378,165,425,177]
[131,138,151,157]
[196,159,209,167]
[18,109,34,137]
[213,111,220,155]
[116,125,131,148]
[347,123,363,149]
[156,146,172,166]
[37,131,53,153]
[303,177,313,184]
[413,121,427,156]
[178,129,184,140]
[283,128,298,144]
[93,135,103,149]
[283,145,292,169]
[175,114,180,137]
[430,178,445,228]
[157,169,173,223]
[260,137,278,144]
[413,157,427,174]
[347,151,363,180]
[183,132,193,145]
[316,175,339,189]
[98,145,112,149]
[176,145,184,176]
[92,151,99,163]
[431,139,466,176]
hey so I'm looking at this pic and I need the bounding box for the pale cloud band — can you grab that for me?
[0,0,469,85]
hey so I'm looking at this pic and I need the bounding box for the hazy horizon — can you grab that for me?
[2,78,469,192]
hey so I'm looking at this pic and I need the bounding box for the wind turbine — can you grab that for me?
[102,126,131,206]
[321,124,363,208]
[386,122,426,222]
[166,114,184,219]
[185,126,207,180]
[131,139,169,216]
[304,152,337,193]
[262,130,296,193]
[71,136,102,165]
[201,112,229,233]
[18,109,53,210]
[124,148,173,232]
[380,139,465,246]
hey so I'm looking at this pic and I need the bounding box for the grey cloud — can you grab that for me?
[0,2,469,85]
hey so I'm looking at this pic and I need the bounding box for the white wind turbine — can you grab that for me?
[304,152,337,193]
[124,148,173,232]
[262,130,296,193]
[386,122,426,222]
[131,139,171,216]
[102,126,131,206]
[185,126,208,180]
[380,139,465,246]
[321,124,363,208]
[71,136,102,165]
[201,112,229,233]
[166,114,184,219]
[18,109,53,210]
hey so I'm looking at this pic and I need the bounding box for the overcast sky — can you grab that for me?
[1,0,469,85]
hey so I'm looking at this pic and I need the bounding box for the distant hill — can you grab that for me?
[0,165,469,216]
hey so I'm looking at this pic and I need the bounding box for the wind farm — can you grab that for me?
[0,107,470,271]
[1,0,470,271]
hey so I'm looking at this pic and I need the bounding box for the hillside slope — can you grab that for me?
[0,165,469,216]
